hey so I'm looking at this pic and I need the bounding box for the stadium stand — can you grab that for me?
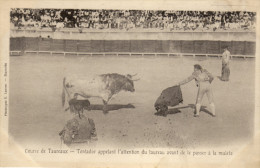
[9,9,256,58]
[10,9,256,32]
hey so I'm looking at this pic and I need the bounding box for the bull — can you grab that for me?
[62,73,139,113]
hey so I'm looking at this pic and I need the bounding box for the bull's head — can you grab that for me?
[124,74,140,92]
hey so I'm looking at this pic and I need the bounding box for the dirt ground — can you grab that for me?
[9,54,255,149]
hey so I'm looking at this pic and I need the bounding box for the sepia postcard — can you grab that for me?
[0,0,259,167]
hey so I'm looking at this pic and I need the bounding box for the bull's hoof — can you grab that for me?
[103,110,109,115]
[102,106,109,114]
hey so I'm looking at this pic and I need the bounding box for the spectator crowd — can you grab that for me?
[10,8,256,31]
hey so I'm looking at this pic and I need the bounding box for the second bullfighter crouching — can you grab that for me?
[155,85,183,117]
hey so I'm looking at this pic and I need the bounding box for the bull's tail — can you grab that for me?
[62,77,66,107]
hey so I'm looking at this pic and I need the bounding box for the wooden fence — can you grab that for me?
[10,37,255,58]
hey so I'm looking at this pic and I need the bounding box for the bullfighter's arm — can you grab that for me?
[177,75,195,86]
[203,69,214,83]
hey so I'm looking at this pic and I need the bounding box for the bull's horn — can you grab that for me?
[131,73,138,77]
[127,73,138,77]
[132,78,140,81]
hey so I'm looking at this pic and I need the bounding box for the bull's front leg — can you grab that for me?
[102,96,112,105]
[101,92,112,114]
[102,99,109,114]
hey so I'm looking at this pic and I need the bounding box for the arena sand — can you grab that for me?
[9,54,255,149]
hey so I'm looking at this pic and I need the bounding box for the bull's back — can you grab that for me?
[66,76,106,98]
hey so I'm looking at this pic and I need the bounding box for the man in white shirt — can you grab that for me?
[221,46,231,81]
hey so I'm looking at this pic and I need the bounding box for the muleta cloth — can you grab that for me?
[59,114,97,146]
[221,63,230,81]
[154,85,183,116]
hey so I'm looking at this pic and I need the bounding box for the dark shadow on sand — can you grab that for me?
[154,104,214,117]
[154,108,181,116]
[88,103,135,113]
[188,104,214,116]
